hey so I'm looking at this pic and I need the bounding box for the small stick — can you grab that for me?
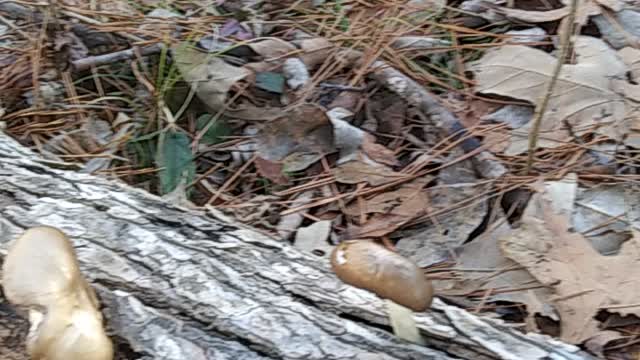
[523,0,578,174]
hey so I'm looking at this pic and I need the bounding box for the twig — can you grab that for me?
[523,0,578,174]
[71,43,164,71]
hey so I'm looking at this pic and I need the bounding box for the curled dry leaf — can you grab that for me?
[331,239,434,312]
[2,226,113,360]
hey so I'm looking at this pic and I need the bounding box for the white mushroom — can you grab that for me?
[2,226,113,360]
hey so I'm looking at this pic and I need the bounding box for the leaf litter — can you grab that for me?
[1,0,640,356]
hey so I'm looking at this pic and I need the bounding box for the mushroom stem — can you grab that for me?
[385,300,426,345]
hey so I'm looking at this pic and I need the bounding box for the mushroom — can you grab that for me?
[1,226,114,360]
[330,239,433,344]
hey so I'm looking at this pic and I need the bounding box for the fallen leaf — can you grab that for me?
[327,107,364,163]
[592,9,640,50]
[584,330,626,357]
[172,44,251,112]
[572,184,638,254]
[255,104,335,161]
[348,177,431,238]
[498,0,622,26]
[294,220,333,258]
[499,187,640,343]
[196,114,231,145]
[247,38,297,59]
[156,130,195,195]
[334,160,406,186]
[396,164,489,267]
[278,191,315,239]
[345,176,432,216]
[618,47,640,79]
[255,71,285,93]
[543,173,577,219]
[362,134,398,167]
[445,220,555,328]
[281,152,324,172]
[292,37,333,69]
[469,36,629,155]
[255,157,289,185]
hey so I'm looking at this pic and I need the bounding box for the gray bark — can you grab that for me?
[0,131,593,360]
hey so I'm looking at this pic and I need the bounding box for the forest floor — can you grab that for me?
[1,0,640,358]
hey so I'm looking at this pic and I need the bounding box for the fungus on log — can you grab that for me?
[2,226,113,360]
[0,131,594,359]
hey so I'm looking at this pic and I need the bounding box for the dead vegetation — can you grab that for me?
[1,0,640,358]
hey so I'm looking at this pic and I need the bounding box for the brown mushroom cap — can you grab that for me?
[1,226,113,360]
[330,240,433,312]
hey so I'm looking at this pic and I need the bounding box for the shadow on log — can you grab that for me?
[0,131,592,359]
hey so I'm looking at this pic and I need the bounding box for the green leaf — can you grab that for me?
[255,72,285,94]
[156,130,195,195]
[196,114,231,145]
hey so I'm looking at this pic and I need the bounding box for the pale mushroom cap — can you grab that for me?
[2,226,82,306]
[331,240,434,312]
[2,226,114,360]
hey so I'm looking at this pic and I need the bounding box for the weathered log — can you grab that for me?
[0,131,592,360]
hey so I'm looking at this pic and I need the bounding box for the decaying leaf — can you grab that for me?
[469,36,630,155]
[499,187,640,343]
[172,44,251,112]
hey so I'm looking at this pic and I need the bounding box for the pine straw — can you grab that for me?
[2,1,639,240]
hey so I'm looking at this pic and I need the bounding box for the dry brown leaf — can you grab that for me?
[172,44,250,112]
[247,39,297,59]
[445,221,555,331]
[469,36,629,155]
[348,178,430,238]
[255,104,335,161]
[500,189,640,344]
[345,176,431,216]
[293,37,333,69]
[255,157,288,185]
[362,134,398,167]
[333,160,406,186]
